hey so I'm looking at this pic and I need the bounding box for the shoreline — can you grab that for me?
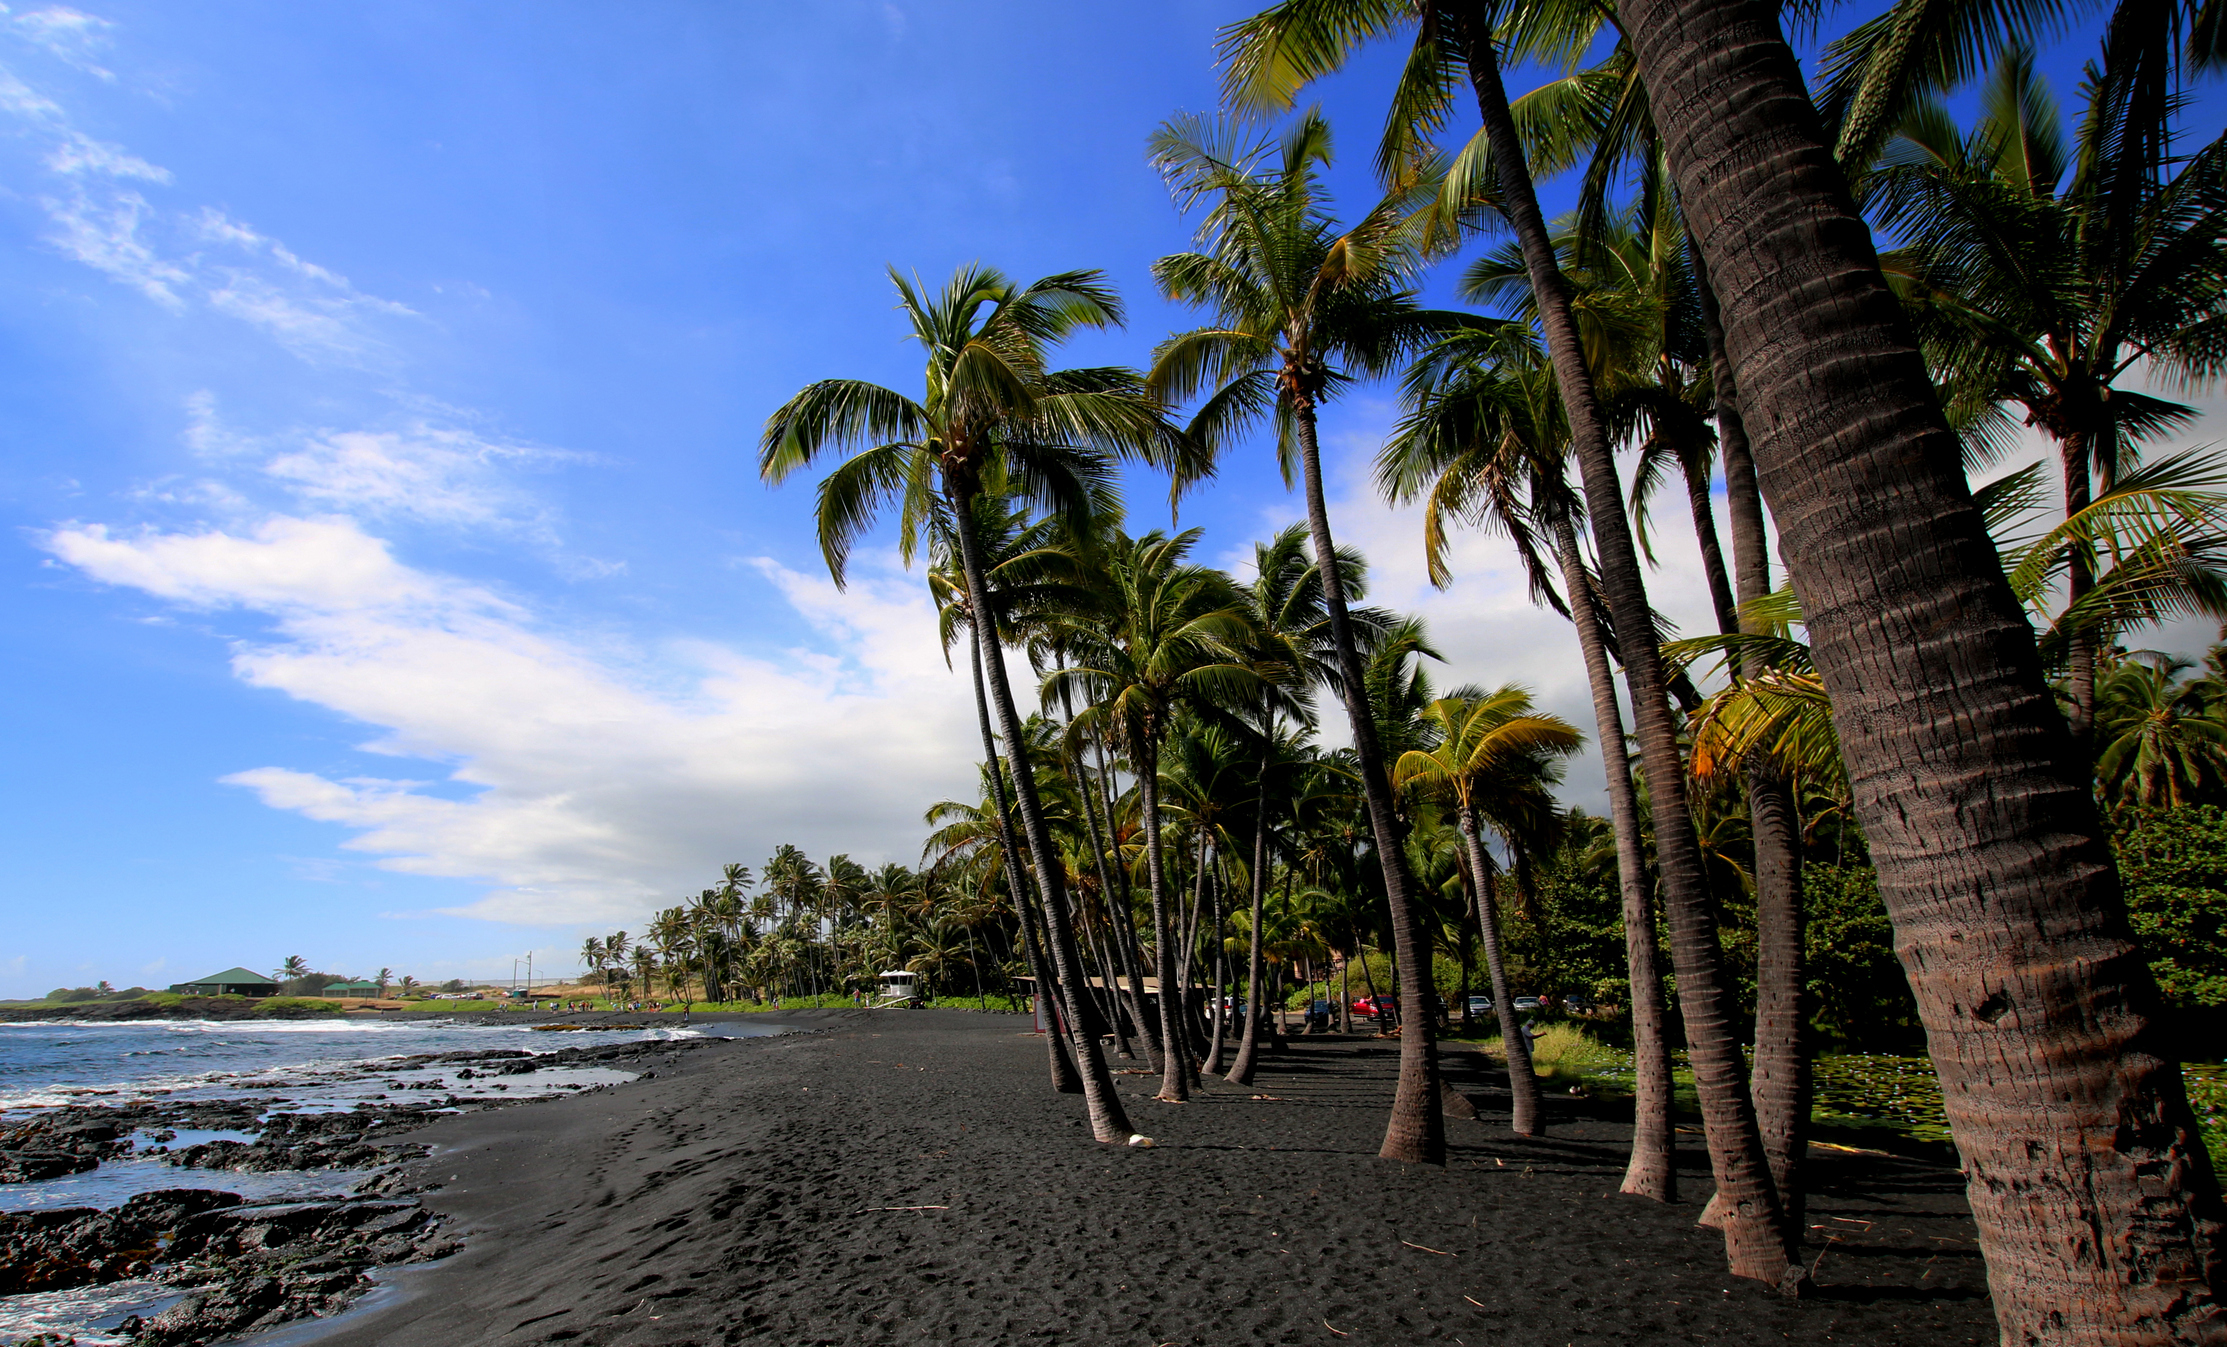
[271,1009,1992,1347]
[1,1020,812,1344]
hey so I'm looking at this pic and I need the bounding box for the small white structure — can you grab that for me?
[874,969,923,1008]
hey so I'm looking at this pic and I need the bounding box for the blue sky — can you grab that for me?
[0,2,2218,996]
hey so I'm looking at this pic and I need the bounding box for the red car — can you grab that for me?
[1351,994,1398,1017]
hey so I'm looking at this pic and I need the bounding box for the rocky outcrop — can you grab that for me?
[0,1118,129,1184]
[0,1189,243,1294]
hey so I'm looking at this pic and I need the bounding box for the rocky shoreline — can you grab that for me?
[1,1031,731,1346]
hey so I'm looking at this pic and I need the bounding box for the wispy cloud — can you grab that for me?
[0,44,415,364]
[42,516,976,924]
[9,7,117,80]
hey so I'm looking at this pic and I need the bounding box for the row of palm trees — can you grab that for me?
[575,854,1014,1006]
[757,0,2227,1337]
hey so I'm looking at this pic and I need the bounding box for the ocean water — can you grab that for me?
[0,1016,783,1343]
[0,1016,755,1112]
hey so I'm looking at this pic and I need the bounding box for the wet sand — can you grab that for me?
[296,1009,1993,1346]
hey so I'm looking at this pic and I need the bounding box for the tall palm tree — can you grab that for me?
[932,498,1095,1090]
[1226,523,1384,1084]
[1872,47,2227,745]
[1220,10,1784,1257]
[1380,320,1680,1197]
[1394,689,1581,1134]
[1049,530,1260,1102]
[763,264,1184,1141]
[1147,110,1467,1164]
[1614,0,2227,1329]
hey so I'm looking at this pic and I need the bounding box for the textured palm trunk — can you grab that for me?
[1624,0,2227,1334]
[1135,735,1193,1102]
[1094,735,1164,1066]
[951,503,1132,1141]
[1692,245,1813,1228]
[1293,393,1444,1164]
[1181,837,1213,1058]
[1550,514,1677,1202]
[2063,432,2098,750]
[1683,453,1739,635]
[1455,6,1783,1273]
[970,633,1082,1093]
[1205,856,1230,1073]
[1458,803,1543,1135]
[1228,759,1273,1085]
[1069,761,1137,1060]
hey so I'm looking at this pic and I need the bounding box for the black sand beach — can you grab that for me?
[278,1009,1992,1346]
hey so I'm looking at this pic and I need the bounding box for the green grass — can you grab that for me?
[1470,1023,1635,1092]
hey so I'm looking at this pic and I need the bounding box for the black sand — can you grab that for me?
[298,1010,1993,1346]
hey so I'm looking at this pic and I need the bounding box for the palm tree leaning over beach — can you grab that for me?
[763,263,1195,1143]
[1393,688,1580,1135]
[1146,111,1468,1163]
[1608,0,2227,1328]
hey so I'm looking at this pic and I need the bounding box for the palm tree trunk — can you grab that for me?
[1067,744,1137,1059]
[971,633,1082,1093]
[951,500,1132,1140]
[1457,803,1543,1135]
[1625,0,2227,1332]
[1181,836,1213,1058]
[1228,753,1274,1085]
[1204,854,1230,1073]
[2064,431,2098,749]
[1135,733,1193,1102]
[1551,512,1677,1200]
[1095,733,1164,1065]
[1692,243,1811,1229]
[1291,393,1444,1164]
[1683,452,1739,635]
[1453,6,1783,1273]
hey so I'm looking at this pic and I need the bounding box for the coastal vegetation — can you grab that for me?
[730,0,2227,1336]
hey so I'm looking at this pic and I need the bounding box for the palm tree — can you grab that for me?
[1225,525,1386,1085]
[1380,320,1679,1198]
[397,975,419,998]
[932,498,1091,1090]
[1872,47,2227,745]
[1049,530,1260,1102]
[1394,688,1581,1134]
[1147,110,1469,1164]
[2096,653,2227,807]
[275,955,309,984]
[1613,0,2227,1325]
[762,265,1184,1141]
[1219,12,1783,1253]
[578,936,604,993]
[374,968,393,997]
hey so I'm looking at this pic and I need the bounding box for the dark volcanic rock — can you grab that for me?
[0,1115,132,1184]
[0,1190,242,1294]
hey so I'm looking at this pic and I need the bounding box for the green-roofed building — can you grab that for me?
[321,980,382,998]
[169,967,280,997]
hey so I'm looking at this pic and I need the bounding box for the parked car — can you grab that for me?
[1562,994,1598,1015]
[1465,995,1493,1016]
[1352,994,1398,1018]
[1304,1000,1333,1032]
[1512,995,1544,1012]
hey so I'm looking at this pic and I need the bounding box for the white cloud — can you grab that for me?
[43,515,978,925]
[47,129,164,179]
[0,63,415,363]
[9,7,116,80]
[41,184,185,304]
